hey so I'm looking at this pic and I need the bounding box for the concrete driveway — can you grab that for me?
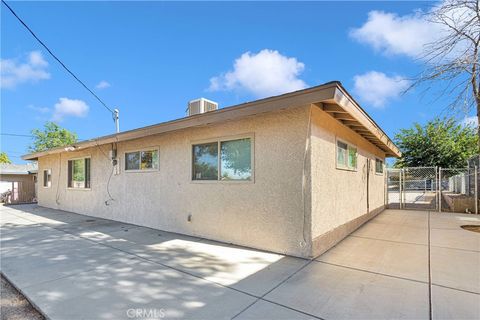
[1,205,479,320]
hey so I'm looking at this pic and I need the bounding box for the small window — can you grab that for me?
[43,169,51,188]
[192,137,252,181]
[336,139,357,171]
[68,158,90,189]
[336,141,348,167]
[375,158,384,174]
[125,149,159,171]
[348,146,357,169]
[220,138,252,181]
[192,142,218,180]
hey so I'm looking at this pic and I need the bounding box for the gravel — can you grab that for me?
[1,274,44,320]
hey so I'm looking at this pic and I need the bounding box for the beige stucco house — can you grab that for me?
[23,81,400,258]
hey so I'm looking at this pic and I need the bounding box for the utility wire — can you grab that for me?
[1,133,85,141]
[0,133,33,138]
[1,0,114,116]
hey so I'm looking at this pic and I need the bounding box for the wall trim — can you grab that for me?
[310,205,385,258]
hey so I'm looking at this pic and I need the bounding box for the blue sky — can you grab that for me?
[1,1,476,163]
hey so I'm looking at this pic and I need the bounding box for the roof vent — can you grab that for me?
[187,98,218,116]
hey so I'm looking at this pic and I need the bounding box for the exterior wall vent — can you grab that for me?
[187,98,218,116]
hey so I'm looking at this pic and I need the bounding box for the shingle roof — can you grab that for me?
[0,163,38,175]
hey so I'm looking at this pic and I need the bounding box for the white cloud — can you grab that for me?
[462,116,478,127]
[209,49,307,98]
[350,2,474,60]
[28,104,50,114]
[353,71,410,108]
[52,98,89,122]
[95,80,111,89]
[350,10,438,58]
[1,51,50,89]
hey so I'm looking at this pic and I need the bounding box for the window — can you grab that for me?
[375,158,384,174]
[336,139,357,170]
[337,141,347,167]
[125,149,159,171]
[192,137,252,181]
[192,142,218,180]
[43,169,51,188]
[68,158,90,189]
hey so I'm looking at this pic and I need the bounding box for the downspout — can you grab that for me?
[366,159,370,213]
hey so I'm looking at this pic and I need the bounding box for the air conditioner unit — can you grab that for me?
[187,98,218,116]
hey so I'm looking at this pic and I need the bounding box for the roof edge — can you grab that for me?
[23,81,400,160]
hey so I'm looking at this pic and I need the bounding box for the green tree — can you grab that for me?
[394,117,478,168]
[0,152,11,164]
[29,122,78,152]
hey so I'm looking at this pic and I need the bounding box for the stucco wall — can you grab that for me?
[37,106,312,257]
[309,105,386,256]
[36,104,390,258]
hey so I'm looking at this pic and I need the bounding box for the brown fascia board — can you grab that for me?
[332,85,401,158]
[23,82,338,160]
[23,81,400,160]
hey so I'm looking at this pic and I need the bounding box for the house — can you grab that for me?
[0,163,38,204]
[22,81,400,258]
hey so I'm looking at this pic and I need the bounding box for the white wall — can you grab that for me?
[309,106,386,256]
[38,106,312,257]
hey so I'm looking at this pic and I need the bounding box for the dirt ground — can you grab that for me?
[0,274,44,320]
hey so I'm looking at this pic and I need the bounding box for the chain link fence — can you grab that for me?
[439,167,478,213]
[387,166,479,213]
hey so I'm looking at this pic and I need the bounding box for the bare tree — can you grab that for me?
[410,0,480,145]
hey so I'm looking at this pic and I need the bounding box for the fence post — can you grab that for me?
[475,165,478,215]
[435,166,438,211]
[399,169,403,209]
[438,167,442,213]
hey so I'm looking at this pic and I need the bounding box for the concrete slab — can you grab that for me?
[2,242,135,288]
[430,246,480,293]
[99,225,201,246]
[20,257,256,320]
[265,261,429,319]
[430,227,480,252]
[2,205,477,320]
[114,236,308,296]
[317,236,429,282]
[373,210,428,228]
[235,300,315,320]
[430,212,480,230]
[431,285,480,320]
[352,221,428,245]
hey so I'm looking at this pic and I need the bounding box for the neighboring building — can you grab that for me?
[0,163,38,204]
[23,82,400,258]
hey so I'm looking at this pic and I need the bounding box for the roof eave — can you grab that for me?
[22,81,400,160]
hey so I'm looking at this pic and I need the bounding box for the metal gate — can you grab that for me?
[387,167,438,210]
[387,166,479,213]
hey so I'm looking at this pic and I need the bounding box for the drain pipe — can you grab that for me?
[475,166,478,214]
[366,159,370,213]
[438,167,442,213]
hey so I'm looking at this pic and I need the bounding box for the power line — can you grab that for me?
[0,133,33,138]
[1,0,114,116]
[1,133,85,141]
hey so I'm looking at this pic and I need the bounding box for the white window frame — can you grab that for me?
[43,169,52,188]
[191,133,255,184]
[67,156,91,191]
[336,138,358,171]
[124,147,160,173]
[375,157,384,175]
